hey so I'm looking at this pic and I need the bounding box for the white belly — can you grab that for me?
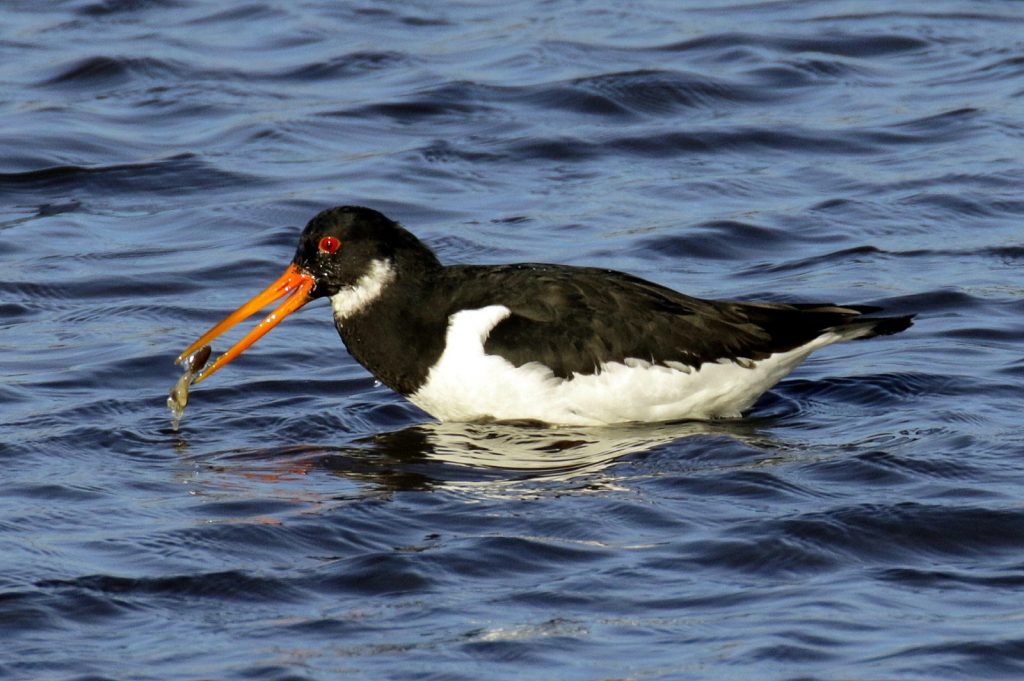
[409,305,842,426]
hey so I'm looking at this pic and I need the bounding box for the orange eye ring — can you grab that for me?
[318,236,341,254]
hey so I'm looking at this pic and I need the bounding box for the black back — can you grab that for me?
[440,264,910,380]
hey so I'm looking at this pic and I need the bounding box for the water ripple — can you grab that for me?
[659,32,932,58]
[0,154,259,196]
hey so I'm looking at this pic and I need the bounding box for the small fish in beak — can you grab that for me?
[167,344,211,429]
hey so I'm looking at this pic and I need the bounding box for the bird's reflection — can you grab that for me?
[179,417,780,500]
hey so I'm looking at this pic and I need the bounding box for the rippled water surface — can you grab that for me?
[3,1,1024,679]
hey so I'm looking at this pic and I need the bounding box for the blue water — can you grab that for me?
[2,2,1024,679]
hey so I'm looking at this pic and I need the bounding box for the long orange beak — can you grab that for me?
[177,263,316,384]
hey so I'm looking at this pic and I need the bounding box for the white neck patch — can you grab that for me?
[329,258,396,322]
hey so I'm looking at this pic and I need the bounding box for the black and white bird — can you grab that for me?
[178,206,913,426]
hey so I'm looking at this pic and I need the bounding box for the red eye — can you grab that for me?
[318,236,341,254]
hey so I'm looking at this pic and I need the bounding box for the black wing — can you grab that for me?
[443,264,911,379]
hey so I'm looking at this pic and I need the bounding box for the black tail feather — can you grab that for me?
[849,314,915,340]
[827,313,915,342]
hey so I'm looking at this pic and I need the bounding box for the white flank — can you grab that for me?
[410,305,846,426]
[329,259,396,322]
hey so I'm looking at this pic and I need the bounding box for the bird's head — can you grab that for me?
[176,205,432,383]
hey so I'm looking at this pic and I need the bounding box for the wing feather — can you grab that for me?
[442,264,909,379]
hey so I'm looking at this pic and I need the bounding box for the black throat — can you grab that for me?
[331,259,450,397]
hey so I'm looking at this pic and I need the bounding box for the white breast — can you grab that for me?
[409,305,843,426]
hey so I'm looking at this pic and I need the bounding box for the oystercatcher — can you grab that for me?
[177,206,912,425]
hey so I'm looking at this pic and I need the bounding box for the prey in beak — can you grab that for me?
[177,263,317,384]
